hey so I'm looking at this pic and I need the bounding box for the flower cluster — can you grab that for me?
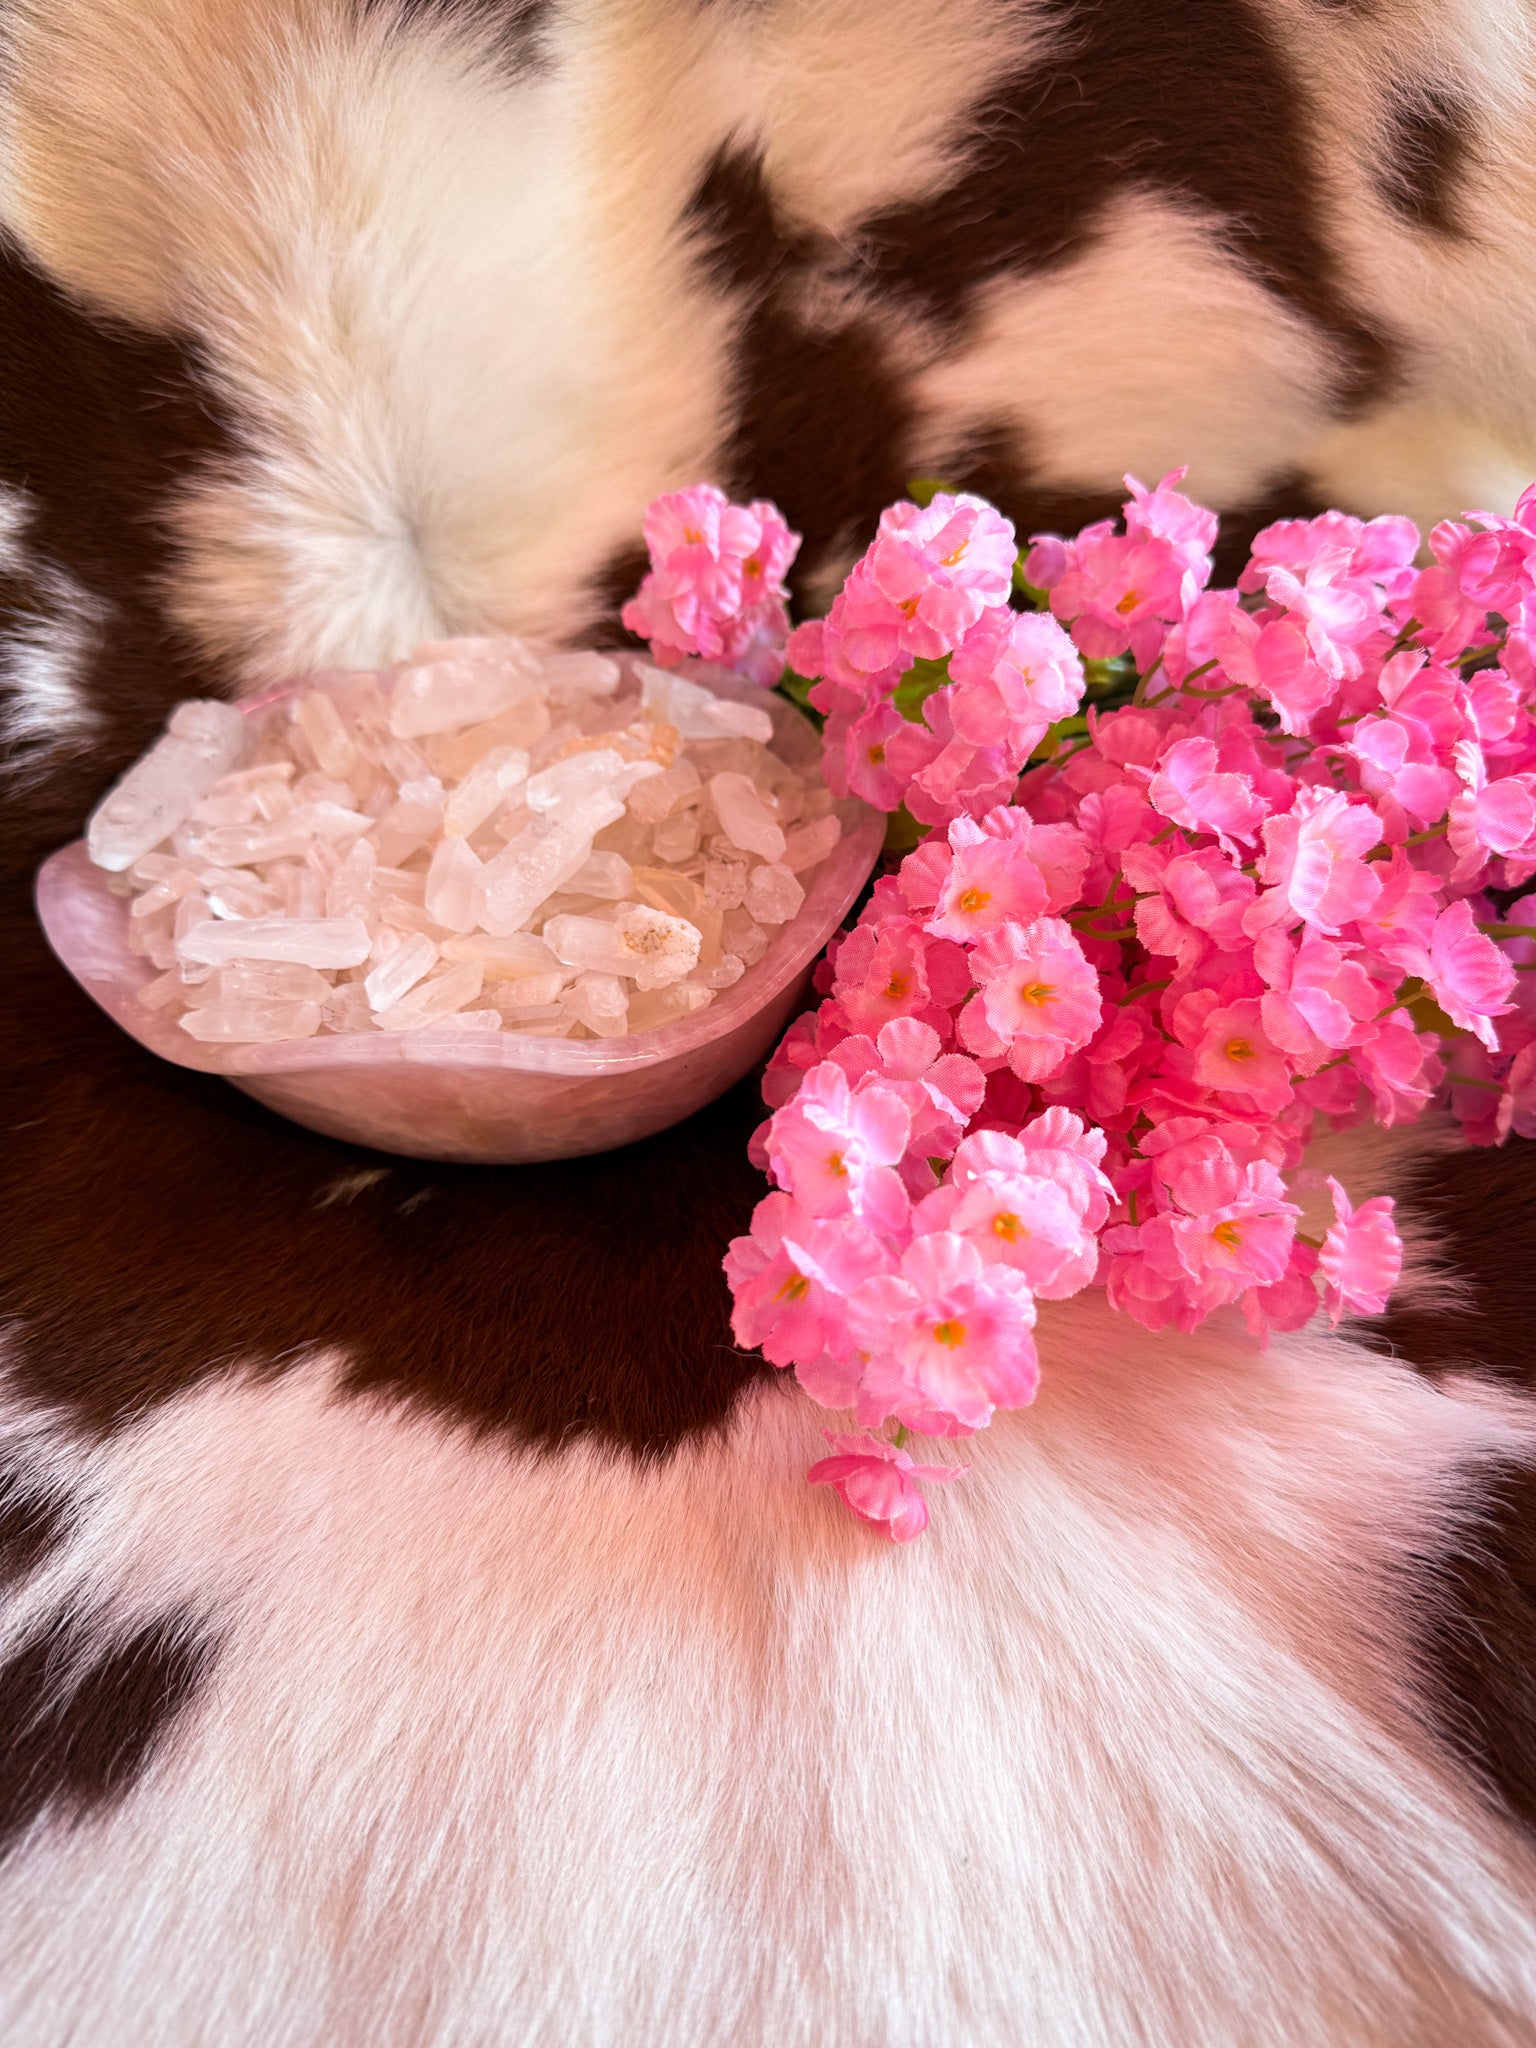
[622,483,800,686]
[707,468,1536,1539]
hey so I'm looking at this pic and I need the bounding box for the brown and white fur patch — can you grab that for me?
[3,4,1536,2043]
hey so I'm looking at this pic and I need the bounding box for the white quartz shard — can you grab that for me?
[523,750,661,814]
[626,757,701,826]
[651,810,701,864]
[567,851,632,900]
[783,814,841,872]
[441,746,529,837]
[439,930,560,979]
[293,691,358,777]
[542,914,635,979]
[709,772,786,861]
[702,858,748,910]
[560,971,629,1037]
[216,960,334,1004]
[538,650,620,696]
[179,916,372,969]
[435,1008,505,1033]
[721,907,769,965]
[87,699,246,871]
[477,792,626,934]
[638,663,774,743]
[744,862,804,925]
[364,932,439,1012]
[389,644,542,738]
[610,901,702,989]
[374,961,484,1030]
[423,834,484,932]
[178,998,323,1043]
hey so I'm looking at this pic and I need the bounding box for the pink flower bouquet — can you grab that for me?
[625,475,1536,1539]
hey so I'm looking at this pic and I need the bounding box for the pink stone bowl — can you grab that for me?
[35,686,884,1164]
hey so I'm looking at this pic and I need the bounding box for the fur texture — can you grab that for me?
[4,3,1536,2042]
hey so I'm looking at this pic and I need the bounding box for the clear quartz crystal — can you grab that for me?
[179,916,372,969]
[783,814,841,872]
[179,998,322,1043]
[744,862,804,925]
[91,645,846,1047]
[709,772,787,861]
[87,700,247,871]
[365,932,439,1012]
[374,961,485,1030]
[561,971,629,1037]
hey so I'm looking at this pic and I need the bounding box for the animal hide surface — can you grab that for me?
[3,5,1536,2043]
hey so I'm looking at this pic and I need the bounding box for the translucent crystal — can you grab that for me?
[486,971,566,1011]
[432,697,552,780]
[477,793,626,934]
[217,960,334,1004]
[610,901,702,990]
[652,810,701,864]
[388,644,542,738]
[178,998,323,1043]
[294,691,358,777]
[439,930,561,979]
[365,932,439,1011]
[694,953,745,990]
[561,971,629,1037]
[374,961,485,1031]
[442,746,529,837]
[524,749,660,814]
[137,969,188,1012]
[320,983,374,1034]
[538,650,620,696]
[325,839,377,920]
[702,858,748,910]
[721,907,769,966]
[783,814,841,873]
[626,757,701,825]
[568,850,632,900]
[370,777,446,866]
[423,834,484,932]
[637,663,775,742]
[709,772,786,861]
[744,862,804,925]
[543,914,635,979]
[87,699,247,871]
[130,867,200,919]
[179,916,372,969]
[434,1008,505,1033]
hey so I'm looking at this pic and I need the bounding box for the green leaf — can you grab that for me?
[1012,557,1049,608]
[775,664,822,729]
[1394,976,1458,1038]
[905,477,957,508]
[883,805,926,856]
[892,655,951,724]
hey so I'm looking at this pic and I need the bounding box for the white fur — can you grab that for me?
[0,1126,1534,2047]
[0,490,101,769]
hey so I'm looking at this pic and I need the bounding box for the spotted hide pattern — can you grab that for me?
[3,4,1536,2044]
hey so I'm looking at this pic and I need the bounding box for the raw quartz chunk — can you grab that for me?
[388,641,541,738]
[89,640,847,1044]
[88,700,246,871]
[709,772,786,862]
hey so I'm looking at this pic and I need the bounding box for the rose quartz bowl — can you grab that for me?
[36,680,883,1164]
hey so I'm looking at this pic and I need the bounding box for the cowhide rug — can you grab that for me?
[3,4,1536,2043]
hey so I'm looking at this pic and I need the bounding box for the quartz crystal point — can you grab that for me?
[87,700,246,871]
[388,644,541,738]
[180,916,372,969]
[88,644,848,1046]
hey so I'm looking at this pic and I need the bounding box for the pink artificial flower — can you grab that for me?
[1262,545,1382,680]
[807,1432,966,1543]
[827,496,1019,676]
[839,698,914,811]
[963,917,1103,1080]
[1217,610,1336,735]
[1422,898,1516,1050]
[925,812,1049,942]
[1190,998,1295,1116]
[623,484,799,683]
[1043,531,1190,667]
[725,1193,890,1369]
[1317,1177,1402,1325]
[946,605,1084,756]
[850,1232,1039,1435]
[1146,735,1265,851]
[1122,467,1218,581]
[1252,787,1383,935]
[1255,928,1381,1055]
[764,1061,913,1227]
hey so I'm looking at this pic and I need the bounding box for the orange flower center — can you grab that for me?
[885,972,911,998]
[932,1318,967,1348]
[825,1150,848,1179]
[1212,1220,1244,1251]
[776,1271,810,1303]
[1224,1036,1255,1063]
[868,743,887,766]
[744,556,761,576]
[1020,980,1056,1007]
[958,887,990,914]
[1115,589,1140,616]
[992,1211,1026,1242]
[941,540,969,568]
[683,526,703,545]
[899,595,921,619]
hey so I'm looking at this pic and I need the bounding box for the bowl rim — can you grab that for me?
[36,670,884,1080]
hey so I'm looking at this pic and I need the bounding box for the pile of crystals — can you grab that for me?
[85,641,842,1044]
